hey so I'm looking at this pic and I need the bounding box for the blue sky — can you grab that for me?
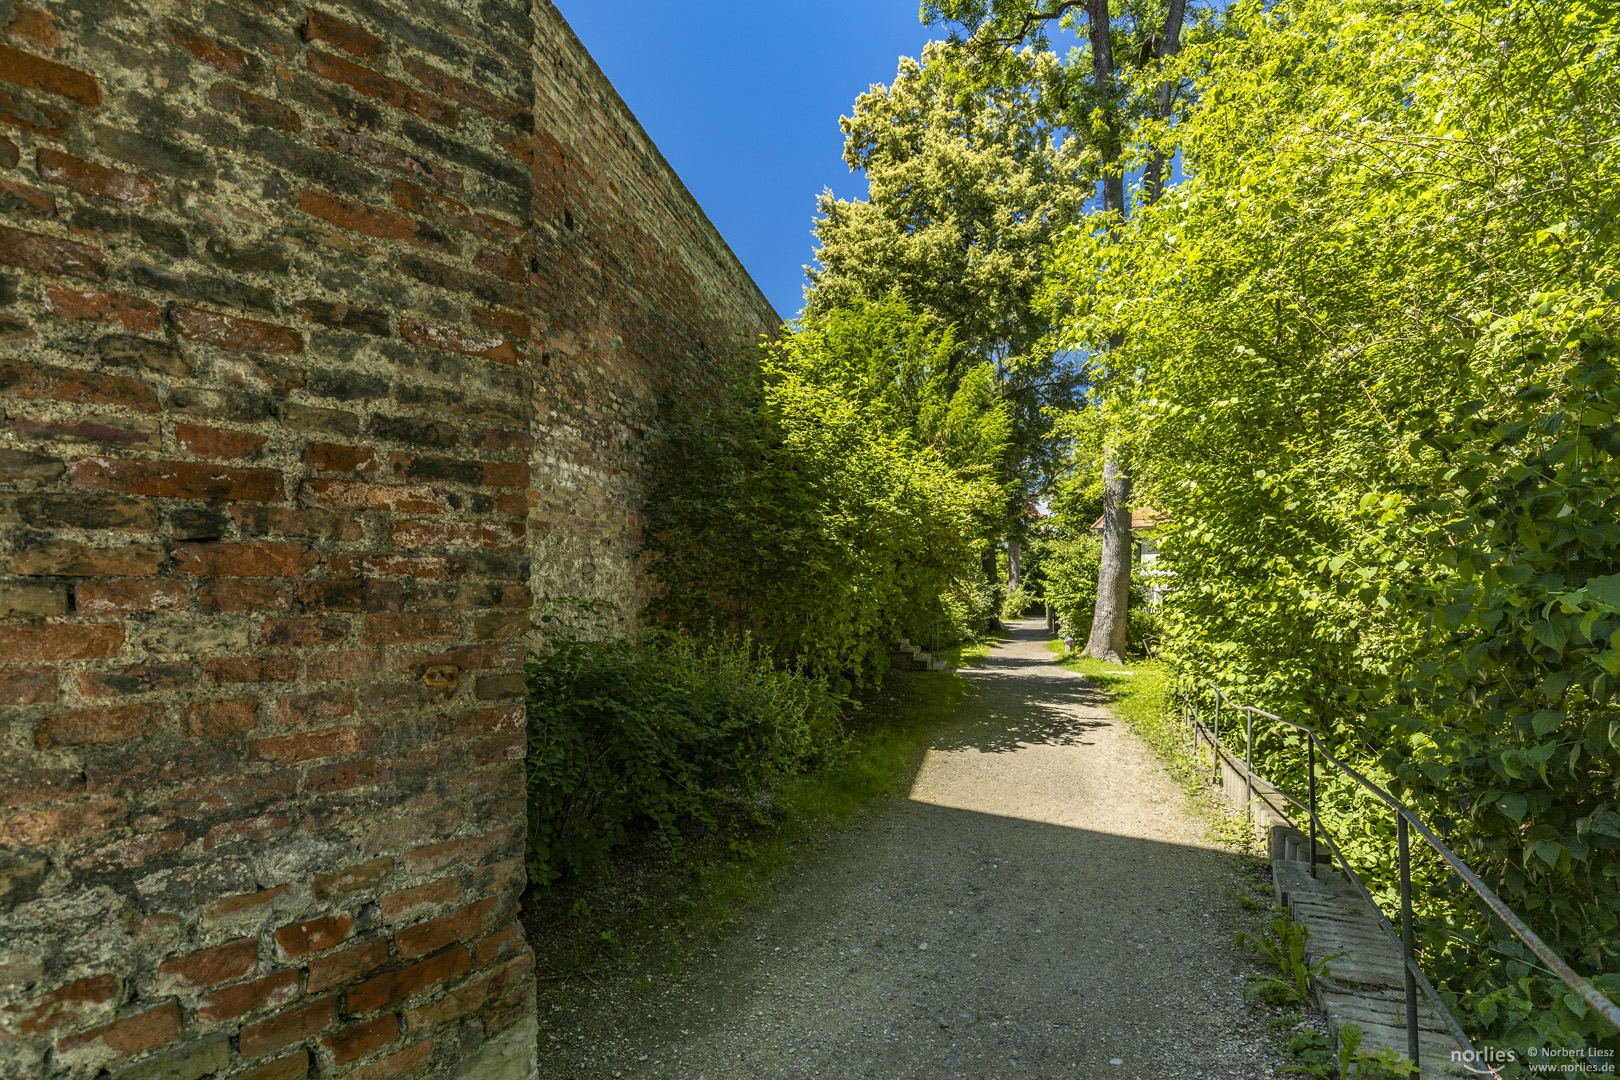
[554,1,940,320]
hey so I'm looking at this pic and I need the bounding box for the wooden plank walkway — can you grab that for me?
[1186,719,1473,1076]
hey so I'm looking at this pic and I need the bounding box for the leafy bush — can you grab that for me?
[645,300,1006,689]
[1000,584,1039,621]
[525,632,845,890]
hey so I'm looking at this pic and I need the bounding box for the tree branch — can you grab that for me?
[976,1,1088,49]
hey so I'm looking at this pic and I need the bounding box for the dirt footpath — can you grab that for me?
[542,622,1284,1080]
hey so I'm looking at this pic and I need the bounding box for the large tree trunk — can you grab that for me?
[1083,453,1132,662]
[1007,539,1021,591]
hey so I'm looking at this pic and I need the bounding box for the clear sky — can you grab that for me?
[553,1,941,321]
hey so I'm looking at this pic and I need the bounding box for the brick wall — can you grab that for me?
[528,8,780,632]
[0,1,777,1077]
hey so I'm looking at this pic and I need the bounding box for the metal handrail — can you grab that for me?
[1184,681,1620,1068]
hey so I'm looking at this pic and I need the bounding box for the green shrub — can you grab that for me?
[524,632,845,891]
[1000,584,1039,621]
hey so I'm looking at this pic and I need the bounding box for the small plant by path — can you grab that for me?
[1238,910,1345,1006]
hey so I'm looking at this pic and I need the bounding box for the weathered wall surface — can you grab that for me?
[527,4,780,633]
[0,1,775,1078]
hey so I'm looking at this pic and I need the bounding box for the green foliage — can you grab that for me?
[1000,583,1039,620]
[524,632,845,891]
[645,300,1004,688]
[1038,0,1620,1055]
[1283,1024,1419,1080]
[807,42,1088,535]
[1238,910,1344,1006]
[1037,535,1158,652]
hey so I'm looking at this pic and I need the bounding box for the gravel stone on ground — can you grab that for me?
[540,621,1286,1079]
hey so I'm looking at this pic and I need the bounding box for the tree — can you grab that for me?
[806,42,1090,586]
[925,0,1194,662]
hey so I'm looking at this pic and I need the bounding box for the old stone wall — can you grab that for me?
[0,1,776,1077]
[528,7,780,633]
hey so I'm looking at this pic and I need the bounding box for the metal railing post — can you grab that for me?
[1307,739,1318,879]
[1212,694,1221,785]
[1244,709,1254,823]
[1399,814,1420,1064]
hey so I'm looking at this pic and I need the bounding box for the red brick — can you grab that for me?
[35,704,158,749]
[0,133,14,167]
[298,188,446,250]
[307,49,457,127]
[0,665,55,705]
[349,1039,431,1080]
[71,457,284,501]
[472,305,531,341]
[401,644,523,676]
[307,756,386,794]
[204,883,291,921]
[303,442,378,473]
[306,9,387,62]
[298,580,405,613]
[323,1013,398,1065]
[441,704,522,738]
[55,1000,178,1059]
[312,128,462,191]
[0,222,106,279]
[399,317,517,364]
[12,542,166,578]
[360,612,460,646]
[0,84,71,137]
[401,56,522,125]
[0,175,55,216]
[260,618,346,649]
[2,973,118,1035]
[251,725,376,764]
[392,519,523,549]
[176,423,268,460]
[403,824,520,875]
[346,949,470,1014]
[42,286,159,331]
[379,877,461,924]
[301,478,449,515]
[1,356,157,411]
[0,798,124,845]
[36,148,157,206]
[402,966,494,1030]
[69,828,184,872]
[8,5,60,47]
[327,553,447,579]
[313,857,392,901]
[0,41,99,105]
[234,504,360,541]
[76,578,188,617]
[156,938,259,993]
[76,661,193,699]
[206,813,293,850]
[164,20,261,80]
[198,579,295,613]
[277,689,355,725]
[474,919,526,969]
[239,994,337,1059]
[181,697,258,737]
[275,914,353,957]
[233,1051,310,1080]
[164,772,295,819]
[473,246,525,282]
[207,82,300,132]
[395,897,498,960]
[10,413,161,448]
[481,461,528,487]
[306,649,381,682]
[174,542,318,577]
[204,655,298,684]
[0,623,122,662]
[197,968,297,1023]
[306,936,389,993]
[171,305,303,354]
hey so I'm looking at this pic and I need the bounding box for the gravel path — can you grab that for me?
[542,621,1285,1079]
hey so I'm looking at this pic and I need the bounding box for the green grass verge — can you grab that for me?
[523,660,978,988]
